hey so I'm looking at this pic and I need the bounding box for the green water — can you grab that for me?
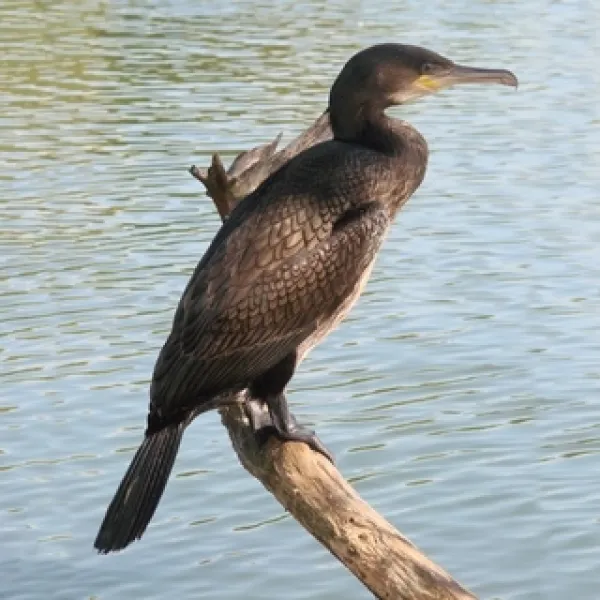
[1,1,599,598]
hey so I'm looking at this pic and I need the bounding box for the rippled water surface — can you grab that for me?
[2,1,599,598]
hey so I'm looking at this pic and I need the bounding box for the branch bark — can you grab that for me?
[190,113,478,600]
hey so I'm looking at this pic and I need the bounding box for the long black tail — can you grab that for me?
[94,423,184,553]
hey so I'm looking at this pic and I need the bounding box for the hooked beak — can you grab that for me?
[439,63,518,88]
[415,63,518,93]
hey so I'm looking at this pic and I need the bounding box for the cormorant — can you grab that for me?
[94,43,517,553]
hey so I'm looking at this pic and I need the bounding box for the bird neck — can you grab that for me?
[329,99,408,155]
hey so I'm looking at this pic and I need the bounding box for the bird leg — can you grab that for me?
[245,395,334,463]
[246,351,334,463]
[245,396,276,441]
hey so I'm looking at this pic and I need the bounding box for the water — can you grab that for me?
[1,1,599,598]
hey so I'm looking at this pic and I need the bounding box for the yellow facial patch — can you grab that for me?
[414,75,442,91]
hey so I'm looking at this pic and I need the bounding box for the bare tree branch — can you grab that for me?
[190,110,332,208]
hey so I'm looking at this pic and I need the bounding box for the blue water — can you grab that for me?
[1,1,599,598]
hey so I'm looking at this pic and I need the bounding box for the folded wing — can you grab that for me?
[150,188,390,424]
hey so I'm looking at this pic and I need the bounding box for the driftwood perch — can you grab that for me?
[190,113,477,600]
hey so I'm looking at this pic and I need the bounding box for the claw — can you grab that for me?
[277,421,335,463]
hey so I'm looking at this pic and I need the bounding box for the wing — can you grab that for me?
[150,148,391,420]
[150,201,390,420]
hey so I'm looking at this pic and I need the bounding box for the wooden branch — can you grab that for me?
[190,110,332,207]
[190,113,478,600]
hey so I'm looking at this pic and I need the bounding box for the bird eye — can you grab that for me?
[421,62,434,74]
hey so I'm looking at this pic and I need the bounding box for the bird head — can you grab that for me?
[330,43,517,111]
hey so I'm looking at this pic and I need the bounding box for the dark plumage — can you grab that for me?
[95,43,517,553]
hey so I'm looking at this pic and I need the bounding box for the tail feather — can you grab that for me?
[94,423,184,553]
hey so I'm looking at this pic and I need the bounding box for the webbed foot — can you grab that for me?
[245,395,334,463]
[274,416,334,463]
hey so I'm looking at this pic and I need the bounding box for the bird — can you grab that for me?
[94,43,517,553]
